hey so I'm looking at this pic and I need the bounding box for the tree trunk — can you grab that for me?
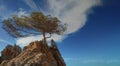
[43,31,46,44]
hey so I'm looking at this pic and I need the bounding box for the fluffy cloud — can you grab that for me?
[48,0,101,34]
[16,34,67,47]
[16,0,102,46]
[16,35,43,47]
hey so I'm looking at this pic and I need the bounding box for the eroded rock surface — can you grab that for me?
[0,40,66,66]
[0,44,21,64]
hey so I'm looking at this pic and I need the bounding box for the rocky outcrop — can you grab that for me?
[0,57,3,64]
[50,40,66,66]
[0,44,21,64]
[0,40,66,66]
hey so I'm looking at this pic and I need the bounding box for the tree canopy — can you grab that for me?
[2,12,67,43]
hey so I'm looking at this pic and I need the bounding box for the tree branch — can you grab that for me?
[46,33,52,38]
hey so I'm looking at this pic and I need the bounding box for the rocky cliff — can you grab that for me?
[0,44,21,64]
[0,40,66,66]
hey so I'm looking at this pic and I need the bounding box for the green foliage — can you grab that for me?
[2,11,67,43]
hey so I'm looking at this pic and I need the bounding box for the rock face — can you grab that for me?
[0,57,3,64]
[0,44,21,64]
[0,40,66,66]
[50,40,66,66]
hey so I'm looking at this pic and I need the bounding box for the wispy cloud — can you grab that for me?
[0,5,8,20]
[24,0,39,11]
[16,0,102,46]
[0,39,10,44]
[0,8,29,21]
[13,8,29,17]
[48,0,101,34]
[0,5,6,12]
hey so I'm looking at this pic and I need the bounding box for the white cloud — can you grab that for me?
[16,34,67,47]
[16,0,102,46]
[24,0,39,11]
[48,0,101,34]
[13,8,29,17]
[16,35,42,47]
[0,6,29,20]
[23,0,46,14]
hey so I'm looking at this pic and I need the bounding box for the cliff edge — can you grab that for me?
[0,40,66,66]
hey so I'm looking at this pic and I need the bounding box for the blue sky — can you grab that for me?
[0,0,120,66]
